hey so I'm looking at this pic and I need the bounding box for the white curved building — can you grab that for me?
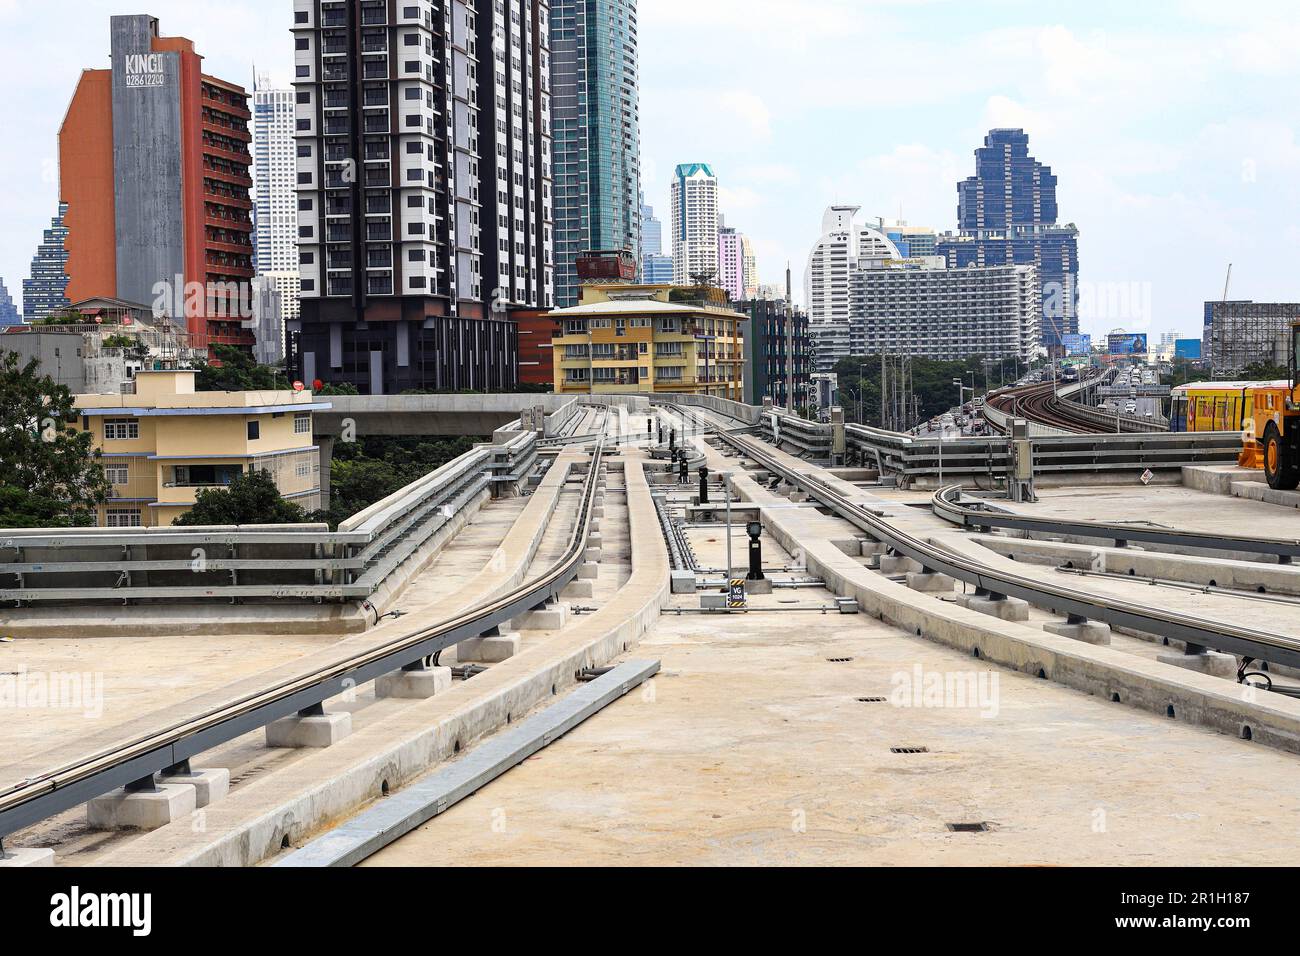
[804,205,901,327]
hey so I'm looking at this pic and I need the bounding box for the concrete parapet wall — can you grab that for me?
[974,535,1300,594]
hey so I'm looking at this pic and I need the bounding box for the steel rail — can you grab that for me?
[712,429,1300,670]
[930,486,1300,561]
[0,442,607,840]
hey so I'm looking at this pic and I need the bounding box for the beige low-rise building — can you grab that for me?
[551,283,747,400]
[72,370,329,527]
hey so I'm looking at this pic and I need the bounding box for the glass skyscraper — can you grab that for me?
[937,129,1078,353]
[0,278,20,325]
[551,0,641,308]
[23,202,71,322]
[639,192,672,283]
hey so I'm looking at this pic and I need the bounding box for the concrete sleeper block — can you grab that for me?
[457,634,522,663]
[1043,621,1112,646]
[375,666,453,699]
[265,712,352,749]
[0,848,55,867]
[966,596,1030,622]
[1157,649,1236,679]
[564,579,595,599]
[157,768,231,808]
[906,571,955,594]
[88,784,197,831]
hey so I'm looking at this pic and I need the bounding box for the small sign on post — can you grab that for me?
[727,579,748,610]
[1140,469,1154,486]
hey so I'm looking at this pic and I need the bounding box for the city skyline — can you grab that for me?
[0,1,1298,338]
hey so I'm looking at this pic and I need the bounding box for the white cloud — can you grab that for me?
[716,91,772,140]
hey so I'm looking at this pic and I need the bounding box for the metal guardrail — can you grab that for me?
[0,432,539,606]
[0,441,607,840]
[931,486,1300,561]
[756,408,1239,484]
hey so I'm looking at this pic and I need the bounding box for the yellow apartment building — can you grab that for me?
[72,370,330,527]
[550,284,747,400]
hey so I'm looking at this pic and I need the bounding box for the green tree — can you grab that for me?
[832,354,1027,427]
[173,469,310,526]
[0,349,109,526]
[1241,361,1289,381]
[193,345,289,392]
[316,381,359,395]
[318,435,480,528]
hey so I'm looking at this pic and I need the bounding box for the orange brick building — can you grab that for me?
[59,15,254,356]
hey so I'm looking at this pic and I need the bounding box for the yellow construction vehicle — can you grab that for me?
[1252,326,1300,489]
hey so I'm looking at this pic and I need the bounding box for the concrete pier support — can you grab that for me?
[563,579,595,599]
[954,587,990,609]
[88,781,197,830]
[879,554,923,575]
[457,626,523,662]
[376,662,453,699]
[967,592,1031,622]
[906,570,955,594]
[1045,614,1112,646]
[266,706,353,748]
[158,767,230,808]
[518,602,570,630]
[0,848,55,867]
[1158,643,1237,679]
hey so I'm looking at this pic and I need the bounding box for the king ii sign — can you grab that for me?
[123,52,165,88]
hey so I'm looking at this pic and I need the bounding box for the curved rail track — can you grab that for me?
[696,420,1300,673]
[0,442,606,840]
[931,486,1300,562]
[985,380,1113,434]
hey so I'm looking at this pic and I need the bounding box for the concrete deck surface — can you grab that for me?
[364,588,1300,866]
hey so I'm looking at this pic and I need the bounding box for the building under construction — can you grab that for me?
[1203,300,1300,373]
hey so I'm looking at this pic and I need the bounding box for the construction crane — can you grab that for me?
[1223,263,1233,303]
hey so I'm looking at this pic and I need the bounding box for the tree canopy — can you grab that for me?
[193,345,290,392]
[832,354,1028,427]
[173,468,310,527]
[318,435,479,528]
[0,349,109,527]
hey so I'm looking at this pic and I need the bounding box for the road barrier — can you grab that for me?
[0,432,539,606]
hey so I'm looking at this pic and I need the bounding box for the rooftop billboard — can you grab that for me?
[1107,332,1148,355]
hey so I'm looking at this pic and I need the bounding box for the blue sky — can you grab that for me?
[1,0,1297,338]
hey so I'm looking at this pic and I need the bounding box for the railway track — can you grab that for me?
[0,442,607,841]
[931,486,1300,562]
[699,422,1300,673]
[984,380,1114,434]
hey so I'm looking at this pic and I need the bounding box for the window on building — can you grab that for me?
[106,509,142,528]
[294,413,311,435]
[247,420,261,441]
[103,419,139,440]
[105,465,129,485]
